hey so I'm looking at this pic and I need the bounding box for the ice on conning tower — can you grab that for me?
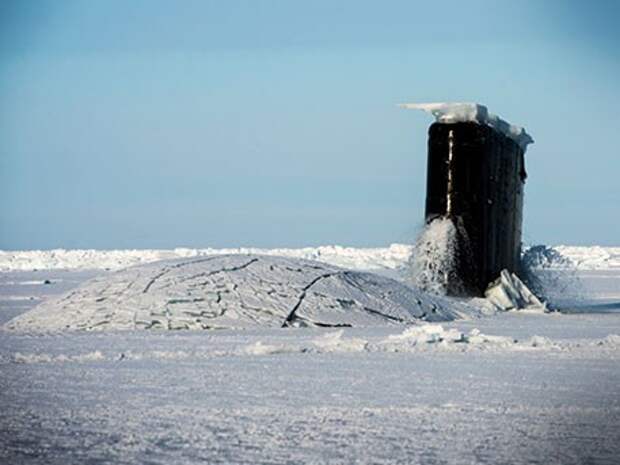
[402,102,534,296]
[399,102,533,151]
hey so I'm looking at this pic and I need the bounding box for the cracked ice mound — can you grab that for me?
[5,254,478,332]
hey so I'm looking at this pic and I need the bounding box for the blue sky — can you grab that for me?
[1,0,619,249]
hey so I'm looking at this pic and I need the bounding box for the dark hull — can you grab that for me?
[425,122,526,295]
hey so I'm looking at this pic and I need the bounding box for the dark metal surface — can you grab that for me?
[425,122,526,295]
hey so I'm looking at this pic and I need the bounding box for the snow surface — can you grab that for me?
[1,303,620,464]
[1,244,619,272]
[1,250,619,463]
[399,102,534,150]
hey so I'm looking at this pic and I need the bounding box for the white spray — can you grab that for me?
[408,217,470,296]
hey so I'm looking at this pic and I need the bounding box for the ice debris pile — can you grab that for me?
[5,254,483,332]
[485,270,546,312]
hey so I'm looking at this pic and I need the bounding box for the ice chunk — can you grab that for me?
[485,270,547,312]
[311,330,368,353]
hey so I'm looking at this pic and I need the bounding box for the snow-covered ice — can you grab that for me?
[5,254,477,333]
[2,309,620,464]
[1,245,620,464]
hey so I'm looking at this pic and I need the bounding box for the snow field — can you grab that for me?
[2,312,620,465]
[4,319,620,366]
[1,249,620,464]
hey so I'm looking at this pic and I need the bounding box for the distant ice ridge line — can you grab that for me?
[1,244,619,272]
[553,245,620,270]
[0,245,412,272]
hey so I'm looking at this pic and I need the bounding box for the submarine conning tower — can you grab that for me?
[400,103,534,296]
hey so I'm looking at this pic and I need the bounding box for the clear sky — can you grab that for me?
[1,0,619,249]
